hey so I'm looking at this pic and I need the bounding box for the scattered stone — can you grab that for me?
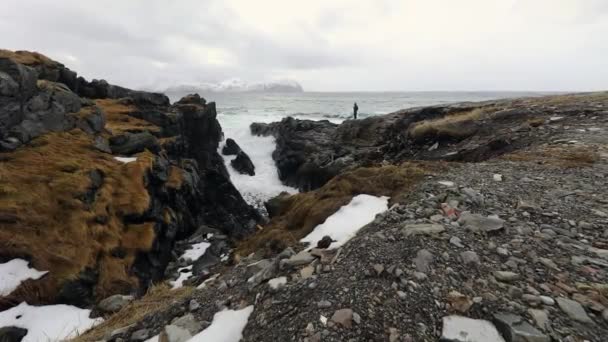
[317,300,332,308]
[284,250,315,267]
[447,291,474,313]
[538,258,559,271]
[460,251,480,265]
[352,312,361,325]
[556,298,594,324]
[373,264,384,276]
[493,174,503,182]
[522,294,541,306]
[189,299,200,312]
[331,309,354,328]
[98,294,134,313]
[539,296,555,306]
[413,249,434,273]
[496,247,510,257]
[450,236,464,248]
[403,223,445,236]
[493,312,549,342]
[171,313,202,335]
[0,327,28,342]
[397,291,407,299]
[527,309,550,331]
[459,212,505,233]
[316,235,335,249]
[161,325,192,342]
[388,327,399,342]
[441,315,505,342]
[438,181,455,187]
[268,276,288,290]
[131,329,150,341]
[494,271,519,283]
[300,265,315,279]
[602,309,608,323]
[413,272,427,281]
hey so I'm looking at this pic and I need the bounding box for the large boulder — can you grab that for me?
[222,138,241,155]
[231,151,255,176]
[109,131,161,155]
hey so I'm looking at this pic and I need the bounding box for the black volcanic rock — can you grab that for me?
[222,138,241,155]
[231,151,255,176]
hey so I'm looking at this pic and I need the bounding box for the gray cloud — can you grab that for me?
[1,0,606,91]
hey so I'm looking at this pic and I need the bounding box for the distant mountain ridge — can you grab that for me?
[162,78,304,93]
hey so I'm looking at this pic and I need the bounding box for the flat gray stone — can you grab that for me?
[171,313,202,335]
[98,294,134,313]
[162,324,192,342]
[283,250,315,267]
[494,271,519,283]
[460,251,480,265]
[414,249,434,273]
[493,312,549,342]
[527,309,550,331]
[403,223,445,236]
[441,315,505,342]
[556,298,594,324]
[459,212,504,233]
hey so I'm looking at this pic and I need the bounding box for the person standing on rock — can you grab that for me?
[353,102,359,119]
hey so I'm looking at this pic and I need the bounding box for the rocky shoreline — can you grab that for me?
[1,50,607,341]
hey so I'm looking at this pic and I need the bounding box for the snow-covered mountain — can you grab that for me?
[163,78,303,93]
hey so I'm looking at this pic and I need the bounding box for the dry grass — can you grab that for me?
[504,145,600,168]
[94,99,160,135]
[0,49,58,66]
[0,130,158,307]
[408,108,487,142]
[72,284,193,342]
[237,162,432,256]
[166,166,184,189]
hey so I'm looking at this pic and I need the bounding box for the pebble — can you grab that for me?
[460,251,480,265]
[188,300,200,312]
[130,329,150,341]
[317,300,332,308]
[556,298,594,324]
[397,291,407,299]
[413,249,434,273]
[449,236,464,248]
[373,264,384,276]
[494,271,519,283]
[540,296,555,306]
[331,309,354,328]
[496,247,509,256]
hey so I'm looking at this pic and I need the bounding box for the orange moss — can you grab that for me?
[166,166,184,189]
[503,145,600,168]
[0,49,58,66]
[73,284,193,342]
[94,99,160,135]
[0,130,157,307]
[237,163,432,256]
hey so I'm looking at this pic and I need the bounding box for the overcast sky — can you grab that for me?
[2,0,607,91]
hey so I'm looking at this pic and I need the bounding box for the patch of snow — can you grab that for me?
[114,157,137,163]
[441,315,505,342]
[438,181,455,187]
[0,259,48,296]
[171,266,193,289]
[300,194,389,249]
[268,276,287,289]
[180,242,211,262]
[145,335,159,342]
[0,302,102,342]
[189,306,254,342]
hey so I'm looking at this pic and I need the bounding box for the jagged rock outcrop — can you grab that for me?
[0,57,104,151]
[0,50,260,311]
[252,94,608,191]
[231,151,256,176]
[222,138,241,155]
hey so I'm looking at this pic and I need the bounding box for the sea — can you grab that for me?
[165,91,553,209]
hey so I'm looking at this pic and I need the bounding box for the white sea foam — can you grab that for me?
[218,113,298,209]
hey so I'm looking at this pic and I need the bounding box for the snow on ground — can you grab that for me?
[0,302,102,342]
[0,259,48,296]
[301,194,389,249]
[114,156,137,163]
[218,114,297,209]
[441,315,505,342]
[170,266,193,289]
[180,242,211,262]
[189,306,254,342]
